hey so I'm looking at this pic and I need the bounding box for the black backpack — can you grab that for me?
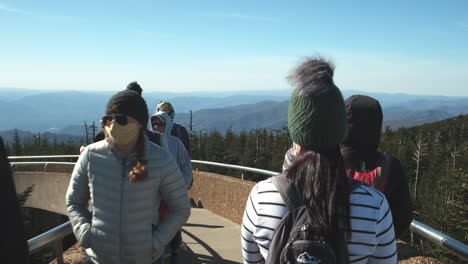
[170,123,191,156]
[266,174,359,264]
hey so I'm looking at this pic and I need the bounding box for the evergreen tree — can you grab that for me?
[12,129,23,155]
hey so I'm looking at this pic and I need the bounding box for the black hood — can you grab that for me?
[342,94,383,148]
[341,95,383,167]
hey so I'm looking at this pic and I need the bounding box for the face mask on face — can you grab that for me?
[104,121,139,145]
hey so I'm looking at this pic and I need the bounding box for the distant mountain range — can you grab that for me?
[176,97,468,133]
[0,88,467,141]
[0,129,83,145]
[0,88,291,132]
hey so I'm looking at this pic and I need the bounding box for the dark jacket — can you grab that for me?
[170,123,191,157]
[341,95,413,238]
[0,137,30,263]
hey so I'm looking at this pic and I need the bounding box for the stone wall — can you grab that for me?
[14,171,71,216]
[188,170,256,224]
[12,165,258,224]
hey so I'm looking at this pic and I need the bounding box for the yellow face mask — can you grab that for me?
[104,121,139,145]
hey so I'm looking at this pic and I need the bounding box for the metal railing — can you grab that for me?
[10,161,76,166]
[410,220,468,260]
[28,222,72,254]
[191,159,279,177]
[10,155,468,261]
[193,160,468,261]
[25,222,72,264]
[8,155,79,160]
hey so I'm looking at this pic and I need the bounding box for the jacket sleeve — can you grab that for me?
[241,185,266,264]
[152,156,191,250]
[65,147,92,248]
[176,141,193,189]
[386,158,413,238]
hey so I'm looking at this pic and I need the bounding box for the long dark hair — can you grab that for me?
[286,148,351,240]
[128,129,147,182]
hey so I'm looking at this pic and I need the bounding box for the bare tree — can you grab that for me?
[398,139,403,158]
[442,148,461,231]
[434,130,441,145]
[91,121,97,140]
[411,139,428,246]
[84,121,89,144]
[189,110,193,132]
[412,139,428,200]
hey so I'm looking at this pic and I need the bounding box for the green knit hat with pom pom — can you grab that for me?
[287,78,346,153]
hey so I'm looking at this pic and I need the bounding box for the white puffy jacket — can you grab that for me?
[66,138,191,264]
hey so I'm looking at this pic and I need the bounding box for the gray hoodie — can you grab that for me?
[152,111,193,188]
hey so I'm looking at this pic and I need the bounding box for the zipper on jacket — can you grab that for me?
[119,160,125,263]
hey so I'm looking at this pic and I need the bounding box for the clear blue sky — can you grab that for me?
[1,0,467,95]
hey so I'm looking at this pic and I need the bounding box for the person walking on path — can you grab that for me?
[66,90,190,264]
[151,111,192,189]
[156,101,191,156]
[151,111,193,258]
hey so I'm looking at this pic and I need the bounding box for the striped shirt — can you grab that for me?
[241,178,397,264]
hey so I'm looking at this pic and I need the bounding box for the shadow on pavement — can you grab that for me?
[174,229,240,264]
[183,223,224,229]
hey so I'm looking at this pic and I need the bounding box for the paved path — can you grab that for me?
[55,208,429,264]
[174,208,242,264]
[56,208,243,264]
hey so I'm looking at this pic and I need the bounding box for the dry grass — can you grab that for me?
[399,256,443,264]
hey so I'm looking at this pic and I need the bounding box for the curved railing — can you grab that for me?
[28,222,72,254]
[9,155,468,261]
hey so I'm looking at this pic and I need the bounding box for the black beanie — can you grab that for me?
[342,95,383,148]
[126,81,143,95]
[105,90,149,127]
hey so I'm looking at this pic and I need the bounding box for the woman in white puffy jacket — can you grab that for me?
[66,90,191,264]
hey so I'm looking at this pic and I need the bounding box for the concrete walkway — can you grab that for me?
[55,208,243,264]
[175,208,242,264]
[54,208,429,264]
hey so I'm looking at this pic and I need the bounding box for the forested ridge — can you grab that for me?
[5,115,467,263]
[379,115,467,263]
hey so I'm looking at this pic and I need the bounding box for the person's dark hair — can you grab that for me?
[286,57,350,259]
[286,149,351,240]
[126,81,143,95]
[128,129,147,182]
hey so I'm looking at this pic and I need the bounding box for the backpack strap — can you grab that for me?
[271,173,304,210]
[349,178,362,192]
[374,153,392,192]
[176,124,182,137]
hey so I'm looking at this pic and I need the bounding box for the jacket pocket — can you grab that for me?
[88,226,95,249]
[151,224,163,256]
[79,224,92,249]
